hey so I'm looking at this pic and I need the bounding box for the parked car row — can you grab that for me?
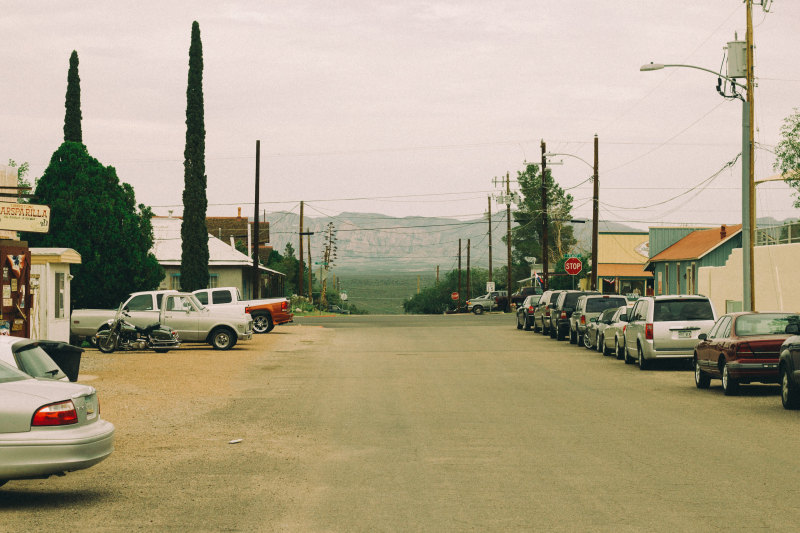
[517,289,800,410]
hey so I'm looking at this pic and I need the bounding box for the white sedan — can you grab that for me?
[0,360,114,488]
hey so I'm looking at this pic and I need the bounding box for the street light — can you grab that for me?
[544,137,600,292]
[640,61,754,311]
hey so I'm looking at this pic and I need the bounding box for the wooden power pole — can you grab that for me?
[466,238,471,300]
[541,140,549,291]
[252,140,261,299]
[488,196,493,281]
[506,172,512,307]
[591,135,599,291]
[299,201,304,298]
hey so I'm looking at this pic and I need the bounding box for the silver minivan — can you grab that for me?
[624,295,717,369]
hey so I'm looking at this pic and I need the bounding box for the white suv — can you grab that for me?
[623,295,717,370]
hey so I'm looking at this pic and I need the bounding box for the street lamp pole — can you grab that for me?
[640,52,754,311]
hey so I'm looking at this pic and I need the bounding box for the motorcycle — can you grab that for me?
[95,304,180,354]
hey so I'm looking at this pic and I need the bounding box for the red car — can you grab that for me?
[694,312,800,395]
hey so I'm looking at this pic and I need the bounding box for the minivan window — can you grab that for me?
[586,297,627,313]
[653,299,714,322]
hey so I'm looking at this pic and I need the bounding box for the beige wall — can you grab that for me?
[698,243,800,314]
[158,266,244,291]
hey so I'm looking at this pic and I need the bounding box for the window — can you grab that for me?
[195,292,208,305]
[170,274,181,290]
[664,264,669,295]
[55,272,65,318]
[586,297,627,313]
[209,274,219,288]
[126,294,153,311]
[653,299,714,322]
[211,290,232,304]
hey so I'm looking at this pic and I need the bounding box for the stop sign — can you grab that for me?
[564,257,583,276]
[451,292,459,300]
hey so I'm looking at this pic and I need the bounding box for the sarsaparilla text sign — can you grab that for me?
[0,202,50,233]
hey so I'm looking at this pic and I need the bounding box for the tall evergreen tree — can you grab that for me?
[25,142,163,309]
[63,50,82,143]
[180,21,209,292]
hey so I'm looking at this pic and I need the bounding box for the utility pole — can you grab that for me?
[436,265,439,284]
[541,140,549,291]
[299,201,304,298]
[745,0,756,310]
[487,196,493,281]
[307,234,312,302]
[458,239,462,302]
[506,171,512,307]
[466,239,471,301]
[591,134,599,291]
[252,140,261,299]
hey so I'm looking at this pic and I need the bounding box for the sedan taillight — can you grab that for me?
[645,323,654,340]
[32,400,78,426]
[580,315,586,325]
[528,306,535,312]
[560,311,567,319]
[281,301,289,311]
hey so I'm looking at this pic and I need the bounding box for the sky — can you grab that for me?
[3,1,800,231]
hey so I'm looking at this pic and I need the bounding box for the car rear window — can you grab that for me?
[734,313,800,336]
[586,297,627,312]
[653,299,714,322]
[0,360,29,382]
[14,345,66,380]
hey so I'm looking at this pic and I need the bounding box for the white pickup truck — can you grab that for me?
[192,287,293,334]
[71,290,254,350]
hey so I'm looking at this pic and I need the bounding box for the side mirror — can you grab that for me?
[698,333,707,341]
[123,306,130,312]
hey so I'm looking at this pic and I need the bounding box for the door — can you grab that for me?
[124,293,160,328]
[161,295,200,341]
[626,300,647,354]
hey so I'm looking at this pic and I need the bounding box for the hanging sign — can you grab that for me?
[0,202,50,233]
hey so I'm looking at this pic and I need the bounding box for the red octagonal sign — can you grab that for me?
[564,257,583,276]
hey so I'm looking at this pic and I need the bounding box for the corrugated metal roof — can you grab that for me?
[151,217,258,267]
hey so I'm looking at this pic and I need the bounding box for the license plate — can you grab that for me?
[678,330,692,338]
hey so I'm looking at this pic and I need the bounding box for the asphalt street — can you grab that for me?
[2,313,799,531]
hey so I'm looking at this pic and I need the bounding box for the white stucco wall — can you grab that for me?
[698,243,800,314]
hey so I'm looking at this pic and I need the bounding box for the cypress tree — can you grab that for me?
[64,50,82,143]
[180,21,209,291]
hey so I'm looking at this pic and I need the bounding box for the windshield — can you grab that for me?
[0,359,31,383]
[586,297,627,313]
[734,313,800,336]
[653,299,714,322]
[14,343,66,380]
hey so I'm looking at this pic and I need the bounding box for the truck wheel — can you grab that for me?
[210,328,236,350]
[89,325,109,349]
[252,313,274,334]
[472,306,484,315]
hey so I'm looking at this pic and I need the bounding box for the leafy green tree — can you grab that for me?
[403,268,492,314]
[774,108,800,207]
[508,161,577,286]
[266,242,312,297]
[63,50,82,143]
[24,142,163,309]
[180,21,209,292]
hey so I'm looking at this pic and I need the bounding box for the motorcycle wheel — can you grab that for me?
[98,331,118,354]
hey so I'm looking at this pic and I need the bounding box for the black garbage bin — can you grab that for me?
[37,341,84,382]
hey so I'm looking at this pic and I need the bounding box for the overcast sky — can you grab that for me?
[3,1,799,229]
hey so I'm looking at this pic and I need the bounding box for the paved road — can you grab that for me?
[3,314,799,531]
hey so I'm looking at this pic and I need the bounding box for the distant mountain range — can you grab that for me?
[264,211,643,273]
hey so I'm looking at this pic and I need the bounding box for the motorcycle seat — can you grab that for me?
[137,323,162,334]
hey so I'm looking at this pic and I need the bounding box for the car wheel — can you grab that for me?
[637,344,650,370]
[252,313,273,334]
[583,331,593,349]
[781,367,800,409]
[694,357,710,389]
[210,327,236,350]
[533,319,541,333]
[524,317,532,331]
[556,326,565,341]
[516,315,523,329]
[722,362,738,395]
[615,337,624,360]
[623,341,634,364]
[473,306,484,315]
[550,324,557,339]
[569,328,577,344]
